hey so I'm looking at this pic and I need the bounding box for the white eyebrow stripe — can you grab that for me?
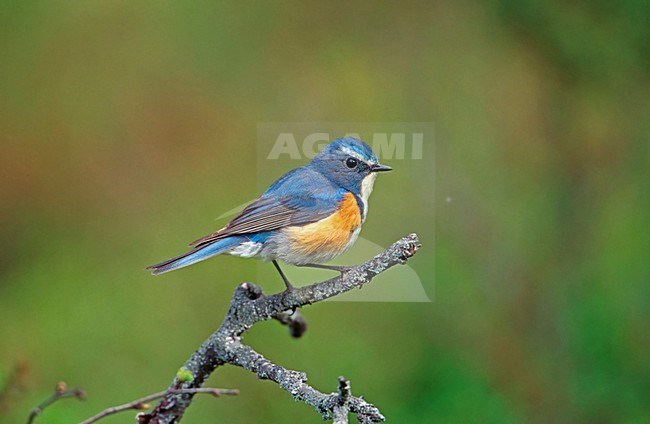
[340,146,366,161]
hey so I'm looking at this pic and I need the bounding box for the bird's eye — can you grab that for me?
[345,157,358,169]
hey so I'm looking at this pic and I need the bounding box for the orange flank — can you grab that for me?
[287,192,362,257]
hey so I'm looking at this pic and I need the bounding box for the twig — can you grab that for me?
[332,377,351,424]
[140,233,421,423]
[273,309,308,338]
[27,382,86,424]
[80,387,238,424]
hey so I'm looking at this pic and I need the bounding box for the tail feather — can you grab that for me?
[146,236,244,275]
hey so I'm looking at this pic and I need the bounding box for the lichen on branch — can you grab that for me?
[140,233,421,423]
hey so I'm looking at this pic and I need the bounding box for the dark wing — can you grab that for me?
[189,193,340,248]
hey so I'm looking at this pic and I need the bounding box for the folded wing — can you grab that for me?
[190,191,344,248]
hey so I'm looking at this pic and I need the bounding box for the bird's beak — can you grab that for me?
[370,163,392,172]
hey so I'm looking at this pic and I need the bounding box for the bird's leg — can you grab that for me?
[272,260,294,291]
[296,263,351,275]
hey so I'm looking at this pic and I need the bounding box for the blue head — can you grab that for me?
[310,137,392,199]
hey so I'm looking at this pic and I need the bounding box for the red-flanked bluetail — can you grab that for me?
[146,137,392,289]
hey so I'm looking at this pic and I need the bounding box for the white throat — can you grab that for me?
[359,172,377,221]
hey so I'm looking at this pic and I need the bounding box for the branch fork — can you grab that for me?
[141,233,420,423]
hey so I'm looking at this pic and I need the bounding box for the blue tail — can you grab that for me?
[146,236,245,275]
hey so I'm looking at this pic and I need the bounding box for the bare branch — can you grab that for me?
[333,377,351,424]
[140,233,420,423]
[79,388,238,424]
[27,382,86,424]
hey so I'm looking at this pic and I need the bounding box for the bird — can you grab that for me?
[146,136,392,289]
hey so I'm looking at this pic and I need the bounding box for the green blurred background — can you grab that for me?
[1,1,649,423]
